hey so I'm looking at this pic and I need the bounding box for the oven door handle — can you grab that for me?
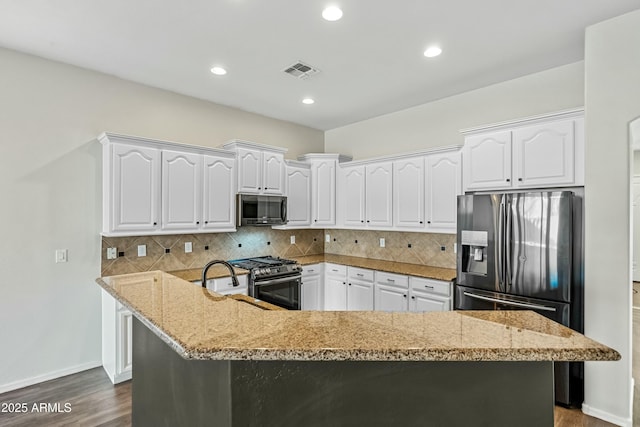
[254,275,301,286]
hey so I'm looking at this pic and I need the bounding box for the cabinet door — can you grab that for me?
[409,291,450,312]
[393,157,425,228]
[302,275,321,310]
[286,166,311,226]
[463,131,512,191]
[263,151,285,194]
[111,143,161,233]
[374,284,408,312]
[202,155,235,230]
[161,150,202,231]
[117,309,133,377]
[324,276,346,310]
[425,152,461,233]
[236,147,262,193]
[365,162,393,227]
[342,165,366,227]
[312,160,337,226]
[513,119,575,187]
[347,280,374,311]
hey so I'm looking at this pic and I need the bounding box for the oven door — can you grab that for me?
[253,275,301,310]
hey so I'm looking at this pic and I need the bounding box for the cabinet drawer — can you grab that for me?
[410,277,451,297]
[211,275,248,292]
[375,271,408,288]
[325,263,347,276]
[302,264,322,276]
[348,266,374,282]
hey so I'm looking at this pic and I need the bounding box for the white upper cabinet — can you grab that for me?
[425,151,461,233]
[338,161,393,228]
[223,141,286,195]
[341,165,366,227]
[463,131,512,191]
[462,109,584,192]
[299,154,352,227]
[513,119,575,187]
[365,162,393,227]
[284,161,312,227]
[104,141,161,234]
[393,157,425,229]
[161,150,202,231]
[101,133,236,236]
[202,155,236,230]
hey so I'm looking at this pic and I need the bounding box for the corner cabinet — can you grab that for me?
[462,109,584,192]
[100,133,236,236]
[223,140,286,195]
[298,154,352,227]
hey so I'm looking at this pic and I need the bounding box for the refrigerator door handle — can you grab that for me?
[506,198,513,289]
[497,198,505,290]
[462,292,557,312]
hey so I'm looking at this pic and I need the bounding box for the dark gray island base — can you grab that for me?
[133,318,553,427]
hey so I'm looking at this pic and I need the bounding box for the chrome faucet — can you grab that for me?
[201,260,240,289]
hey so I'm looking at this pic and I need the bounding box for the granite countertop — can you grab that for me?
[168,254,457,283]
[97,271,620,363]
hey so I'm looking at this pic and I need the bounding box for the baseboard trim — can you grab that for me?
[0,360,102,394]
[582,403,632,427]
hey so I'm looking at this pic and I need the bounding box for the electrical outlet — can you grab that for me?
[55,249,68,263]
[325,234,330,243]
[379,238,385,248]
[454,244,457,254]
[290,235,296,244]
[107,247,117,260]
[137,245,147,257]
[185,242,192,253]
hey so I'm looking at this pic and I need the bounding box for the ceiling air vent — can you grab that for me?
[283,61,320,80]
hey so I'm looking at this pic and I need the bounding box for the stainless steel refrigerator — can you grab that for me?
[455,190,584,407]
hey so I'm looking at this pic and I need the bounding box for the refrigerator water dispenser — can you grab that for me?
[460,230,488,275]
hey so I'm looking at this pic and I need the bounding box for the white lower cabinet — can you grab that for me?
[102,290,133,384]
[408,277,452,312]
[374,271,409,312]
[302,264,323,310]
[347,267,374,311]
[324,263,348,310]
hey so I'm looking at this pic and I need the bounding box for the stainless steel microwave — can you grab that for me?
[236,194,287,226]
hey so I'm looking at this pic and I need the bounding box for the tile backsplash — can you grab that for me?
[101,228,324,276]
[101,228,456,276]
[323,229,456,269]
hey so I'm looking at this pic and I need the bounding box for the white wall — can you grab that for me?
[0,46,323,392]
[325,62,584,159]
[582,9,640,427]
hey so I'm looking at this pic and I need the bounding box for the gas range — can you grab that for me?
[228,256,301,280]
[228,256,302,310]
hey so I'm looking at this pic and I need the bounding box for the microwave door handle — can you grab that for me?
[281,198,287,223]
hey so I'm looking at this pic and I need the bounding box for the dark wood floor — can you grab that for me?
[0,366,619,427]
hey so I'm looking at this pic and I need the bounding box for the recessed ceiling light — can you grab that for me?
[210,66,227,75]
[322,6,343,21]
[302,98,315,105]
[423,46,442,58]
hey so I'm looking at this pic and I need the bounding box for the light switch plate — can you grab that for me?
[290,235,296,244]
[325,234,330,243]
[379,238,385,248]
[185,242,192,253]
[107,247,117,260]
[137,245,147,257]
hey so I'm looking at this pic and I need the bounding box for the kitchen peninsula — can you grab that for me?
[97,271,619,427]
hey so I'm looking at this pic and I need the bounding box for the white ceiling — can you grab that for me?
[1,1,638,131]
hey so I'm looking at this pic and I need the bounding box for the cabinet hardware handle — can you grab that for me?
[196,221,200,224]
[357,273,364,277]
[387,278,395,282]
[315,219,318,222]
[518,178,523,182]
[258,187,262,190]
[308,269,314,272]
[425,285,434,289]
[153,222,157,226]
[361,220,364,223]
[342,282,346,285]
[420,221,423,224]
[427,221,431,224]
[506,179,511,182]
[403,294,407,298]
[348,283,352,286]
[332,269,338,272]
[367,220,370,223]
[411,296,415,300]
[205,221,208,224]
